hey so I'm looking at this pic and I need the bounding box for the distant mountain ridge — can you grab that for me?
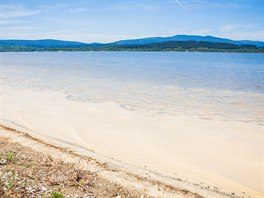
[0,39,88,48]
[111,35,264,47]
[0,35,263,52]
[1,35,263,47]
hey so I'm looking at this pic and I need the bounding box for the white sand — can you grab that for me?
[0,85,262,197]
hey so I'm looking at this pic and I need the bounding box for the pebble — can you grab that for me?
[83,194,96,198]
[25,187,35,193]
[41,186,48,192]
[0,159,7,165]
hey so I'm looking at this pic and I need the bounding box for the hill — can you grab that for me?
[0,35,263,52]
[112,35,264,47]
[0,39,88,48]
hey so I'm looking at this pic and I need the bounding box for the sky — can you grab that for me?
[0,0,263,43]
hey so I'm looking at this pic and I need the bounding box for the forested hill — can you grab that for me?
[1,35,263,52]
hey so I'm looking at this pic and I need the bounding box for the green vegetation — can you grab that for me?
[51,191,64,198]
[1,40,263,52]
[96,41,264,53]
[5,152,14,162]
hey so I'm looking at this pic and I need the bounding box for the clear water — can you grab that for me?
[1,51,263,124]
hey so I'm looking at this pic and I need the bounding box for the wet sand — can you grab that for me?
[0,85,262,197]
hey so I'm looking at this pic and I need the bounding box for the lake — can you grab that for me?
[1,51,263,124]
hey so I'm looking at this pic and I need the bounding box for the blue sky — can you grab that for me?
[1,0,263,42]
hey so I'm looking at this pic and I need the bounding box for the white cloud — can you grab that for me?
[186,29,212,35]
[2,26,34,31]
[68,8,88,13]
[174,0,183,6]
[1,5,40,19]
[1,19,29,25]
[218,24,263,41]
[128,1,159,11]
[1,30,140,43]
[220,24,241,32]
[183,0,237,7]
[218,31,263,41]
[220,24,254,32]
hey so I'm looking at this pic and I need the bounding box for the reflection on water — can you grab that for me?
[1,52,263,124]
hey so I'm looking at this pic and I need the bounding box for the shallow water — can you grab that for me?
[1,51,263,124]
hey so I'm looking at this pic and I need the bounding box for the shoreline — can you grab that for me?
[0,123,246,198]
[0,124,212,198]
[1,125,194,197]
[1,50,264,53]
[0,85,262,197]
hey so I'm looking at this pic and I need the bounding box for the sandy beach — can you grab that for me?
[0,85,262,197]
[1,124,206,198]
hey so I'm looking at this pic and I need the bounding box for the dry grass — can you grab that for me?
[0,136,148,198]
